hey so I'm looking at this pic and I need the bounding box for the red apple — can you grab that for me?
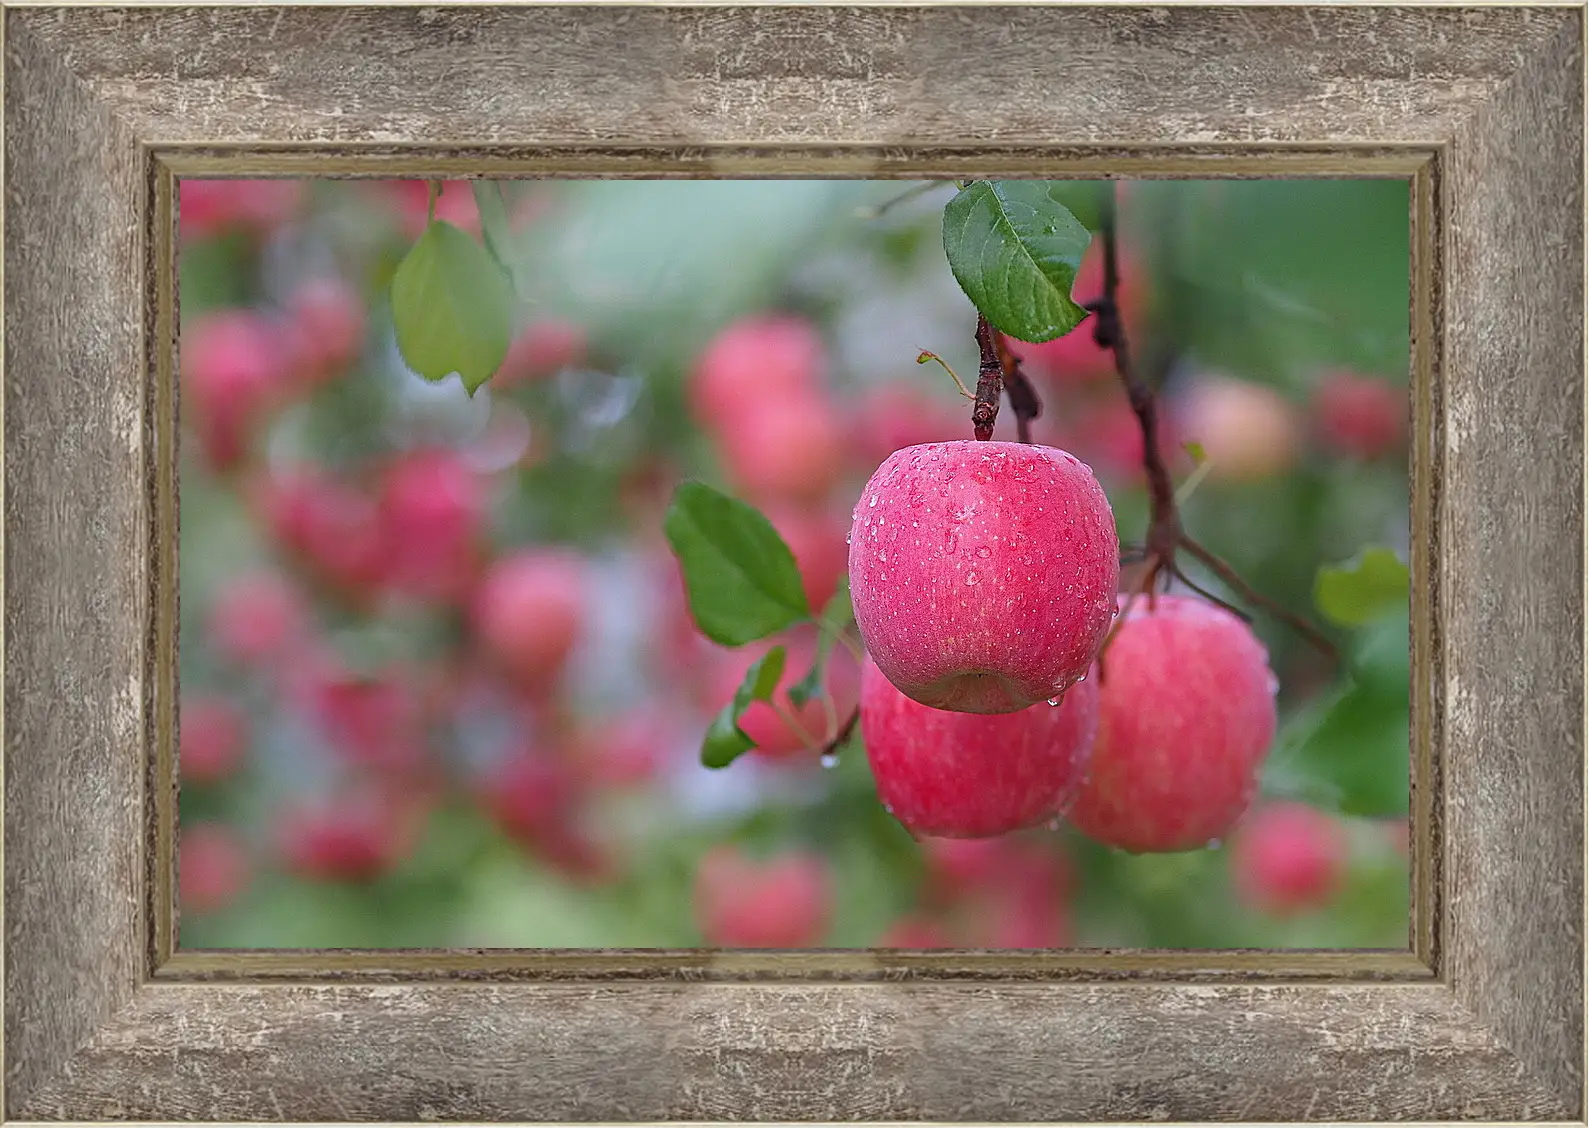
[1170,374,1302,483]
[303,667,428,776]
[1067,595,1279,853]
[1310,369,1406,460]
[920,836,1008,905]
[179,822,251,914]
[716,393,845,505]
[179,179,305,243]
[207,570,307,669]
[693,845,833,947]
[284,276,367,386]
[688,315,823,432]
[848,441,1119,714]
[276,786,424,883]
[377,449,486,603]
[470,549,587,692]
[860,658,1099,838]
[182,308,291,470]
[252,468,390,597]
[1230,802,1350,916]
[180,696,248,785]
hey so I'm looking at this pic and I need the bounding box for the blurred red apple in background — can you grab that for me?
[1310,369,1406,460]
[470,549,587,693]
[180,822,251,914]
[694,845,833,947]
[180,696,249,786]
[207,570,308,670]
[1229,802,1350,916]
[688,315,824,432]
[1171,374,1302,483]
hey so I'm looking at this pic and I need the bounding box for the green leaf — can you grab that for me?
[941,180,1092,344]
[1290,687,1410,818]
[702,646,788,769]
[1270,610,1410,819]
[389,219,514,395]
[662,481,812,647]
[1315,547,1410,627]
[788,576,854,709]
[469,181,519,292]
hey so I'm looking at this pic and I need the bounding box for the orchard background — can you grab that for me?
[177,178,1412,950]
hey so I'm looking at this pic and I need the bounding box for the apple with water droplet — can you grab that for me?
[860,657,1099,837]
[848,441,1119,714]
[1066,594,1279,853]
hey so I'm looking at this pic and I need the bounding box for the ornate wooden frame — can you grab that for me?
[3,4,1583,1121]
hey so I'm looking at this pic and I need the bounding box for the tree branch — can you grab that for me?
[1091,181,1339,670]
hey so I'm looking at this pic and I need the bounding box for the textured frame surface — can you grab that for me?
[3,4,1583,1121]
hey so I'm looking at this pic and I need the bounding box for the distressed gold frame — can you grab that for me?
[3,4,1583,1121]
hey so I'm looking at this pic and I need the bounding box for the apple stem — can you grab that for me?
[971,316,1004,440]
[1091,181,1341,669]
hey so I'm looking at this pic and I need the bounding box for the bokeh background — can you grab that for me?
[177,178,1412,949]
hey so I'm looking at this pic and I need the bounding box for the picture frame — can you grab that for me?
[3,3,1583,1121]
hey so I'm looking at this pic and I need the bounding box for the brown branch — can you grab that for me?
[971,315,1003,441]
[1177,536,1340,664]
[1091,182,1340,669]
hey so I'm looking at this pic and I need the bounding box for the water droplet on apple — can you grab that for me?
[868,494,878,507]
[976,546,991,559]
[1076,673,1087,683]
[877,551,887,562]
[964,572,980,586]
[820,752,838,769]
[1046,696,1062,707]
[1266,673,1280,695]
[1046,817,1063,832]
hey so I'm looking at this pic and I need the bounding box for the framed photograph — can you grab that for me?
[4,4,1582,1121]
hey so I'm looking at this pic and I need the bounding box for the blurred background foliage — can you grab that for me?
[178,177,1411,950]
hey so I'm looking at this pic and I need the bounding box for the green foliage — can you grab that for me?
[1269,609,1410,818]
[1135,179,1411,384]
[469,181,520,292]
[702,646,788,769]
[389,219,515,394]
[1315,547,1410,627]
[662,481,812,646]
[941,180,1092,343]
[787,575,854,709]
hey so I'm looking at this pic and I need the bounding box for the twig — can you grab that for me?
[972,315,1004,441]
[856,181,951,220]
[1092,182,1340,669]
[917,350,976,400]
[1178,536,1340,663]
